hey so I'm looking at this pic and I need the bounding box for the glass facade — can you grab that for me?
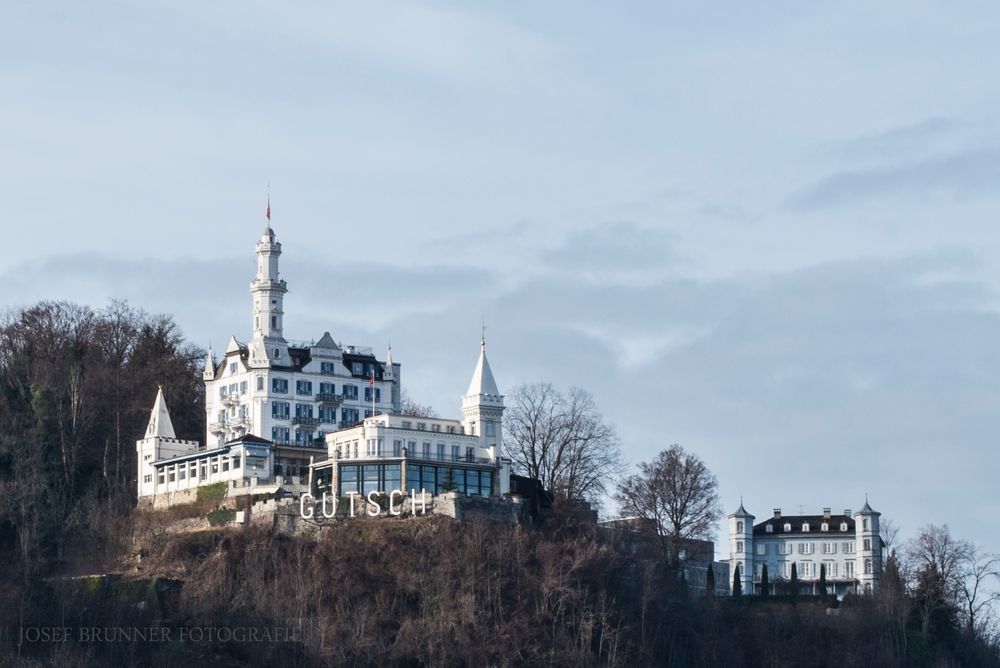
[409,464,492,496]
[336,462,492,497]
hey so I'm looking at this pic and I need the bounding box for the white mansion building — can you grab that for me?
[727,501,884,597]
[137,217,510,506]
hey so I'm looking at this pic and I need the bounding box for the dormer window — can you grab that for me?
[765,524,773,533]
[840,523,848,532]
[821,523,829,532]
[784,523,791,532]
[802,523,810,532]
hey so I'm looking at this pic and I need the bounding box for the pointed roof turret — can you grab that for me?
[465,338,500,398]
[384,343,395,381]
[730,499,753,519]
[203,343,215,379]
[145,386,176,439]
[857,497,879,515]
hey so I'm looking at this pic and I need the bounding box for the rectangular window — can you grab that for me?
[864,539,872,551]
[393,440,402,457]
[320,362,335,375]
[452,445,460,461]
[319,382,335,395]
[157,472,164,484]
[271,427,290,444]
[485,421,496,437]
[342,384,358,400]
[437,443,445,460]
[318,406,336,423]
[845,561,855,577]
[402,421,412,429]
[296,380,313,395]
[178,468,186,480]
[222,459,230,472]
[422,442,431,458]
[232,456,240,470]
[466,447,474,462]
[756,543,767,555]
[272,378,288,393]
[272,401,290,419]
[239,381,247,394]
[229,362,238,374]
[295,403,314,419]
[736,541,744,553]
[257,376,264,390]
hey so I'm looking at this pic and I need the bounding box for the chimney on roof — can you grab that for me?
[844,509,851,517]
[773,508,781,519]
[823,507,831,519]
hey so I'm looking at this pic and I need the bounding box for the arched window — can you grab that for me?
[736,521,744,533]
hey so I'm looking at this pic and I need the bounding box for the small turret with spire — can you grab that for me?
[202,343,215,381]
[461,331,504,445]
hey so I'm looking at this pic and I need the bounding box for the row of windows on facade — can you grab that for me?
[221,378,381,400]
[266,411,387,447]
[332,439,478,462]
[269,402,357,422]
[227,360,378,378]
[749,560,873,579]
[735,539,873,555]
[317,463,494,498]
[152,453,267,484]
[735,519,872,534]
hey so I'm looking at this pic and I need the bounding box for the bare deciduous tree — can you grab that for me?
[906,524,972,637]
[615,444,722,566]
[503,383,623,502]
[399,390,438,418]
[956,545,1000,639]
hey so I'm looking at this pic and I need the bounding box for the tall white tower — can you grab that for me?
[461,338,504,451]
[728,502,754,594]
[854,499,881,593]
[249,214,289,364]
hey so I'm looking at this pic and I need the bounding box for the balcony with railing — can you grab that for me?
[209,421,227,434]
[292,416,321,427]
[315,393,343,406]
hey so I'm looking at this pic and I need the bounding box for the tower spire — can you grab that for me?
[265,182,271,232]
[145,386,176,439]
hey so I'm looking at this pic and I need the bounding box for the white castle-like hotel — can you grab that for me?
[727,501,883,596]
[137,216,511,507]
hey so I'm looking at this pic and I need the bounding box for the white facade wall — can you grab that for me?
[729,506,883,596]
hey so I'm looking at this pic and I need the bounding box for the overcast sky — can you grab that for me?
[3,1,1000,557]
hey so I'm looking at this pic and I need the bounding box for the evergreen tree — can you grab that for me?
[818,563,827,596]
[732,564,742,597]
[706,562,715,597]
[760,563,770,597]
[790,562,799,601]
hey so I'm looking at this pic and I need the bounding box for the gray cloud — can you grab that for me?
[785,147,1000,210]
[838,117,958,161]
